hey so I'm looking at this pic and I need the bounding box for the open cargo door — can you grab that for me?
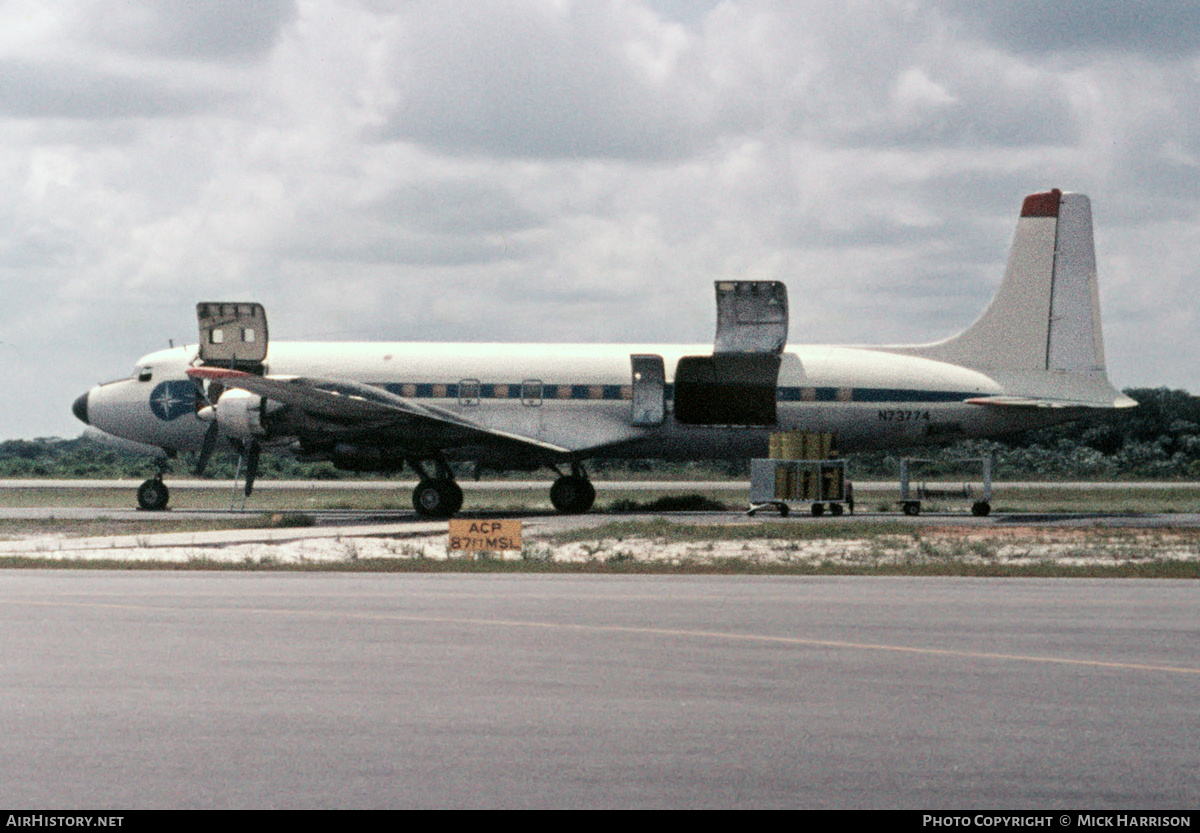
[675,281,787,426]
[196,302,268,372]
[713,281,788,354]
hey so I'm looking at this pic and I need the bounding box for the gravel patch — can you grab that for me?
[3,524,1199,568]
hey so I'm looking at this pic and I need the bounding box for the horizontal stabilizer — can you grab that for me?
[966,393,1137,409]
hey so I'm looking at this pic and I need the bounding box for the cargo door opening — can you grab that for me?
[674,353,781,426]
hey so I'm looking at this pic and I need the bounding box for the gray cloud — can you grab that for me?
[372,1,710,159]
[85,0,297,61]
[374,181,543,236]
[937,1,1200,58]
[0,59,234,118]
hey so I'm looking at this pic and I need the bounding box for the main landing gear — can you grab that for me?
[408,460,597,519]
[409,460,464,520]
[411,478,464,519]
[550,463,596,514]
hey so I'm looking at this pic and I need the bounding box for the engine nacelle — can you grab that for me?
[214,389,275,440]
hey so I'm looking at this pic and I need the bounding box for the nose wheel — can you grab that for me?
[136,477,170,511]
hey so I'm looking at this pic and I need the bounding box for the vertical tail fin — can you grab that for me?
[915,189,1104,372]
[889,189,1132,407]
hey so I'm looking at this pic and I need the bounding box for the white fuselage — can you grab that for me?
[79,340,1067,466]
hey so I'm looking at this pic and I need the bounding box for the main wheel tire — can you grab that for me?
[137,479,169,511]
[811,502,825,517]
[444,480,464,515]
[550,476,596,514]
[971,501,991,517]
[830,503,844,516]
[903,501,921,516]
[412,478,462,519]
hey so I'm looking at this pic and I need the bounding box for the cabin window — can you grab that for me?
[522,379,543,407]
[459,379,481,406]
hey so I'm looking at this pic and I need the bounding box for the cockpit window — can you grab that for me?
[137,367,153,382]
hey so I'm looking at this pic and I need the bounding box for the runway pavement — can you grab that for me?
[0,571,1195,809]
[4,477,1200,531]
[3,482,1198,808]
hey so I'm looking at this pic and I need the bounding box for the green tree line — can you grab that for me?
[4,388,1197,481]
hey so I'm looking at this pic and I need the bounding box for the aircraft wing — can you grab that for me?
[186,367,572,455]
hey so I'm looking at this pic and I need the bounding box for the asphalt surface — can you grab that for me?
[3,481,1198,809]
[1,572,1195,809]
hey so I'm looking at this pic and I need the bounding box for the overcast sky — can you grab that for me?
[4,0,1200,439]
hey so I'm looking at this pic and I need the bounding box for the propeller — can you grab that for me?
[190,377,260,495]
[191,377,221,476]
[224,438,261,497]
[195,422,219,476]
[244,440,261,497]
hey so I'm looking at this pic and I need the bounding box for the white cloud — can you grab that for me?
[0,0,1199,438]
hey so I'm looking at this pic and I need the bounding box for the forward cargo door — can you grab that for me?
[196,302,268,372]
[630,354,665,426]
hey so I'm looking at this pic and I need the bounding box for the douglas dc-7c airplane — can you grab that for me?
[73,189,1135,517]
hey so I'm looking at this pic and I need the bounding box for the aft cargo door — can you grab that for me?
[713,281,788,353]
[630,354,665,426]
[673,280,788,426]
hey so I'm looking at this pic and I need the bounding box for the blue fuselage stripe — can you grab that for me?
[381,383,970,404]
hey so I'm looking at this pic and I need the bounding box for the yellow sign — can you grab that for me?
[448,519,523,552]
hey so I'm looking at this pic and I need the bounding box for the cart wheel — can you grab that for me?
[903,501,921,516]
[778,503,789,518]
[811,503,825,517]
[830,503,844,516]
[971,501,991,517]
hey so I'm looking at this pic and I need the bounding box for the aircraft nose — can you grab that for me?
[72,391,89,425]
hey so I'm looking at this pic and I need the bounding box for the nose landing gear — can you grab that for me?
[136,477,170,511]
[136,458,173,511]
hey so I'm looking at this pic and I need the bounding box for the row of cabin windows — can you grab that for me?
[381,381,969,406]
[384,381,633,405]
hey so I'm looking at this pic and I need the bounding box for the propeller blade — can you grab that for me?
[244,441,261,497]
[194,421,219,476]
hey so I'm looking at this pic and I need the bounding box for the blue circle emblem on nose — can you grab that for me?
[149,381,196,421]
